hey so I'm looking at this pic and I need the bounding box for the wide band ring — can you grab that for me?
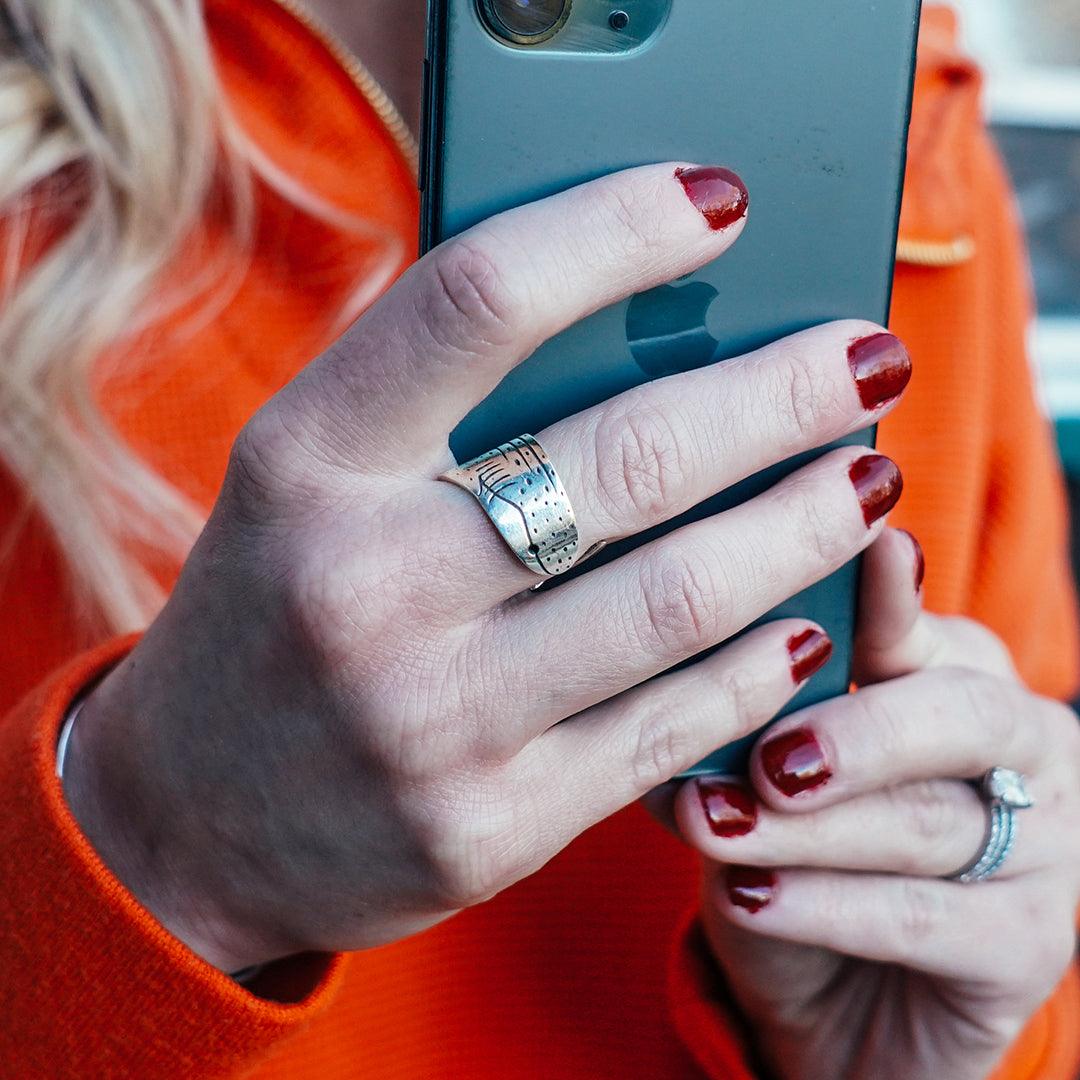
[948,767,1034,884]
[439,434,584,578]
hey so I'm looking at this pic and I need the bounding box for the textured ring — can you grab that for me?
[439,434,584,577]
[949,767,1034,884]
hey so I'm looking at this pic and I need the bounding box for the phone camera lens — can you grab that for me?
[479,0,572,44]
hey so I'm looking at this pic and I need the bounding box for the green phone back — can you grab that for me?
[422,0,921,775]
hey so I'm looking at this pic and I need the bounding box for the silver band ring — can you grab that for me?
[949,767,1034,884]
[440,434,587,578]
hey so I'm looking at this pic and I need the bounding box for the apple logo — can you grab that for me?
[626,277,720,378]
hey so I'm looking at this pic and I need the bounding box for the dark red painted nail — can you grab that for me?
[897,529,926,593]
[727,867,777,913]
[675,166,749,230]
[697,779,757,837]
[760,728,832,797]
[788,628,833,684]
[849,454,903,527]
[847,333,912,410]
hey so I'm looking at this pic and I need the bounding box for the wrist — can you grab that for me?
[59,659,271,974]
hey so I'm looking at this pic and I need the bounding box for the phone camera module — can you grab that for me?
[478,0,572,45]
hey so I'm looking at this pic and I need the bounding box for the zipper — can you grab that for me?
[266,0,420,174]
[895,235,976,267]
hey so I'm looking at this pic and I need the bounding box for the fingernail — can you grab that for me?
[726,867,777,913]
[849,454,903,527]
[898,529,926,593]
[675,166,749,230]
[697,778,758,837]
[847,333,912,409]
[760,728,832,796]
[787,628,833,684]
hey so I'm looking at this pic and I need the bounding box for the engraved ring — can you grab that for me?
[440,434,595,578]
[948,767,1035,884]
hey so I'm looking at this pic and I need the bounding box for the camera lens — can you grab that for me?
[479,0,572,44]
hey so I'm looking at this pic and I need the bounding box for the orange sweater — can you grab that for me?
[1,3,1077,1077]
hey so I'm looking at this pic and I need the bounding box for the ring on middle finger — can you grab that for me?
[440,434,601,578]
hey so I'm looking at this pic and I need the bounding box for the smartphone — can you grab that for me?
[421,0,921,776]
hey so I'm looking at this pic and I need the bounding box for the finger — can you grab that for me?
[479,446,896,749]
[290,163,749,470]
[707,866,1075,989]
[852,528,926,681]
[429,319,909,609]
[516,620,824,845]
[675,776,1036,879]
[854,529,1015,684]
[699,862,844,1024]
[748,669,1060,811]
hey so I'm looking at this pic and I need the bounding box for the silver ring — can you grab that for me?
[440,434,586,577]
[948,767,1034,884]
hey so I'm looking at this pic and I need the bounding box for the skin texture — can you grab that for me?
[674,528,1080,1080]
[62,14,1080,1080]
[66,163,901,971]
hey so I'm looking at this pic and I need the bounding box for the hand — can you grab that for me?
[677,528,1080,1080]
[64,163,910,974]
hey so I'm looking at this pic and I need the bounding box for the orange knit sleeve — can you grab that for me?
[0,637,346,1077]
[666,910,759,1080]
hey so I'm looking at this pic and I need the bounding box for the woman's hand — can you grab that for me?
[678,529,1080,1080]
[63,163,911,974]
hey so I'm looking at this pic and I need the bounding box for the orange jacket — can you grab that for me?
[0,2,1077,1077]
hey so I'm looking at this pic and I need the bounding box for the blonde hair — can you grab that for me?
[0,0,401,635]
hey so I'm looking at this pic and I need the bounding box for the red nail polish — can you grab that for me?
[897,529,926,593]
[761,728,832,796]
[727,867,777,913]
[697,779,758,837]
[847,333,912,409]
[849,454,903,527]
[787,628,833,684]
[675,166,749,230]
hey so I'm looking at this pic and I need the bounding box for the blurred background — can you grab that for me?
[949,0,1080,573]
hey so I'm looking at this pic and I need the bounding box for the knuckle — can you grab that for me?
[1040,923,1078,983]
[225,404,336,517]
[418,783,517,910]
[595,176,667,257]
[1029,922,1076,984]
[226,412,289,507]
[899,782,961,854]
[1043,699,1080,755]
[635,547,727,660]
[769,343,839,447]
[895,879,951,947]
[426,238,519,351]
[774,477,852,569]
[1008,896,1075,992]
[955,669,1015,750]
[714,663,766,737]
[275,551,351,666]
[845,692,903,763]
[628,707,696,787]
[426,853,489,912]
[592,401,690,522]
[953,616,1016,674]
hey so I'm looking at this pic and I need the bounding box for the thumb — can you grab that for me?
[854,528,1015,684]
